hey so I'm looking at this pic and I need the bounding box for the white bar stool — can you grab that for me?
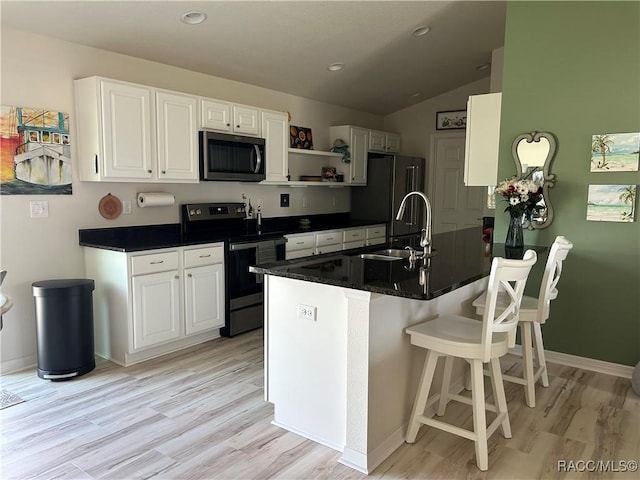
[405,250,537,471]
[472,236,573,407]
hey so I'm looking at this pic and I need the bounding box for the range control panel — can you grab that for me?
[182,202,246,222]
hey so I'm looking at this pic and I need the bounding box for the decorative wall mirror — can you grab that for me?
[512,131,557,229]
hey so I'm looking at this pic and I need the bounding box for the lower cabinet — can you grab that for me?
[85,243,225,366]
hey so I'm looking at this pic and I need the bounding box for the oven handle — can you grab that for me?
[228,238,287,251]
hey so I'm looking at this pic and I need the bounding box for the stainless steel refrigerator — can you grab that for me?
[351,153,426,242]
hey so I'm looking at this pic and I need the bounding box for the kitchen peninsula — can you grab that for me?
[251,227,510,474]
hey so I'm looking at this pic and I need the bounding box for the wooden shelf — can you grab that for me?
[288,148,342,158]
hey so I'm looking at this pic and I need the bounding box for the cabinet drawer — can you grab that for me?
[343,228,366,242]
[344,239,366,250]
[286,234,315,252]
[315,231,342,247]
[184,245,224,268]
[315,243,344,255]
[366,225,386,239]
[131,251,179,276]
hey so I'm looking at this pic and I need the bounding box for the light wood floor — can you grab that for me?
[1,329,638,479]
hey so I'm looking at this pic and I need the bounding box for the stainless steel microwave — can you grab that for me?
[199,131,266,182]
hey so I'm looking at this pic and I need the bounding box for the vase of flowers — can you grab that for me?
[495,177,543,250]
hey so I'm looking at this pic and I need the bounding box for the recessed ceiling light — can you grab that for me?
[412,26,431,37]
[327,63,345,72]
[476,62,491,71]
[181,11,207,25]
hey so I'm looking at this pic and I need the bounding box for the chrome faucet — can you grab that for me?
[396,191,433,257]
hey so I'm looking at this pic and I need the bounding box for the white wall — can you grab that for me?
[0,28,385,373]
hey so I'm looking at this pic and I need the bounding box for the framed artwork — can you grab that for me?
[289,125,313,149]
[590,132,639,172]
[586,184,636,222]
[436,110,467,130]
[0,105,72,195]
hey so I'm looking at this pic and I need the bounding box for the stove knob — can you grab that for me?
[189,209,196,216]
[196,209,202,215]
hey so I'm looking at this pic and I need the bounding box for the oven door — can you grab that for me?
[222,238,285,337]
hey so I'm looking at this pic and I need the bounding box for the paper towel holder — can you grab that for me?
[136,192,176,208]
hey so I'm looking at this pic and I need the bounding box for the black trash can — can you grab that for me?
[32,279,95,381]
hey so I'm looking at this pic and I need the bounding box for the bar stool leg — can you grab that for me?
[489,357,512,438]
[437,356,454,416]
[406,350,439,443]
[470,358,488,471]
[533,322,549,387]
[520,322,536,407]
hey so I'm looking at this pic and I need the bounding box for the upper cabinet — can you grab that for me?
[75,77,199,183]
[368,130,401,153]
[201,99,260,136]
[330,125,371,185]
[464,92,502,186]
[261,109,289,182]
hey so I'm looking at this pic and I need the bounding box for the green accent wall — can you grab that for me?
[498,1,640,365]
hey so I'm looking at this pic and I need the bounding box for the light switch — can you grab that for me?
[30,200,49,218]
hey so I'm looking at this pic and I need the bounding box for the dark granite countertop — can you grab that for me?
[78,213,388,252]
[251,228,546,301]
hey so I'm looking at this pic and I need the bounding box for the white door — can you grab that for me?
[101,80,153,179]
[156,91,198,181]
[184,263,225,334]
[261,110,288,182]
[432,133,485,233]
[131,270,181,350]
[233,105,260,136]
[201,99,232,132]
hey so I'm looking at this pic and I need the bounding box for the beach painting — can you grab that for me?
[0,105,72,195]
[591,132,639,172]
[586,184,636,222]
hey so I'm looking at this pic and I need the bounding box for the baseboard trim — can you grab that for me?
[509,345,633,379]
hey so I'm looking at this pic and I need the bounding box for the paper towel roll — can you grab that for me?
[137,192,175,208]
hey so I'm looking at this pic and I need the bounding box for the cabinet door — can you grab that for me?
[184,263,225,334]
[131,270,181,350]
[464,92,501,186]
[201,99,232,132]
[156,91,199,181]
[233,105,260,136]
[368,130,386,153]
[349,127,369,185]
[261,110,288,182]
[386,134,401,153]
[101,80,154,179]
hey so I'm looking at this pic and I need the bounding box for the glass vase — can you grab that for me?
[505,211,524,258]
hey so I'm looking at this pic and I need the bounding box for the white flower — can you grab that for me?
[509,197,520,205]
[521,193,530,202]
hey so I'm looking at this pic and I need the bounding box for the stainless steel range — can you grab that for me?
[180,202,286,337]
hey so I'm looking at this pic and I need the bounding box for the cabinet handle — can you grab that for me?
[150,260,164,264]
[236,125,240,128]
[199,254,211,258]
[296,241,304,245]
[226,123,230,126]
[161,170,166,174]
[326,237,334,241]
[188,273,193,278]
[175,275,179,279]
[94,154,98,174]
[147,169,152,174]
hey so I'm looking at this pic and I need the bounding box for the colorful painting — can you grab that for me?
[587,185,636,222]
[590,132,639,172]
[0,106,72,195]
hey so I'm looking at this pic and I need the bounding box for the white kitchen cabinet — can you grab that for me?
[201,99,260,136]
[285,232,315,259]
[156,91,199,181]
[261,110,289,182]
[74,76,199,182]
[132,267,181,350]
[183,245,225,334]
[365,224,387,246]
[464,92,502,186]
[84,242,225,366]
[330,126,369,185]
[315,230,343,254]
[368,130,401,153]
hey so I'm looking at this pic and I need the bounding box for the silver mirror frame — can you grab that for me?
[512,131,557,229]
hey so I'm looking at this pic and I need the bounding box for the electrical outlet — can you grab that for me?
[30,200,49,218]
[122,200,132,214]
[280,193,290,208]
[297,304,317,321]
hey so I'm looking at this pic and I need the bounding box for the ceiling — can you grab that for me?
[0,1,506,116]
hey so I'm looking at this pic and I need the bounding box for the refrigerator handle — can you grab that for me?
[404,166,419,225]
